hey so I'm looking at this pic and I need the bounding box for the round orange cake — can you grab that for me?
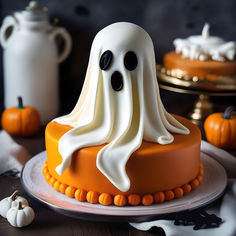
[164,51,236,79]
[44,115,203,206]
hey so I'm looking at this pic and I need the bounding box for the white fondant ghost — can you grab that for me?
[54,22,190,192]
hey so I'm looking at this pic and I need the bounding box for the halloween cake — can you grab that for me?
[43,22,203,206]
[163,23,236,81]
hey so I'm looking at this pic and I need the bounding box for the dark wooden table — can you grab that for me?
[0,90,235,236]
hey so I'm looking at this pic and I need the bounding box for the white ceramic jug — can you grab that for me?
[0,1,72,124]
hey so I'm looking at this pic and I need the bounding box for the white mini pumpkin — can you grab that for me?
[6,201,35,227]
[0,191,29,218]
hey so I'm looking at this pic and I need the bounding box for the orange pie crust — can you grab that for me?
[164,51,236,79]
[44,115,203,206]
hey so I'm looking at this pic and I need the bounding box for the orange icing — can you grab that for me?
[164,51,236,79]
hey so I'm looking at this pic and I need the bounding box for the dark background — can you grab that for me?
[0,0,236,116]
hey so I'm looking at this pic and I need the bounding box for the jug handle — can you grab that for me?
[0,16,17,48]
[50,27,72,64]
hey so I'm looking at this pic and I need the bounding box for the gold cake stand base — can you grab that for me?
[189,94,213,123]
[157,65,236,124]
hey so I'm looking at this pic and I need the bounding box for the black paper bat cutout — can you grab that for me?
[174,209,222,230]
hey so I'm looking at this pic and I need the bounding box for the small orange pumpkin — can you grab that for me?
[98,193,113,206]
[173,187,184,198]
[154,192,165,203]
[128,194,141,206]
[65,186,76,198]
[86,191,99,204]
[190,179,200,190]
[204,106,236,149]
[1,96,40,136]
[75,189,87,202]
[182,184,191,195]
[164,190,174,201]
[142,194,154,206]
[114,194,127,206]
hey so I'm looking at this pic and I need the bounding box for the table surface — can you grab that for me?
[0,90,235,236]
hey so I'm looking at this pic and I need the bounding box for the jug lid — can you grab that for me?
[17,1,48,22]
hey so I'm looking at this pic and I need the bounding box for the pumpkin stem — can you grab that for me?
[17,201,23,210]
[17,96,24,109]
[9,190,19,201]
[222,106,235,119]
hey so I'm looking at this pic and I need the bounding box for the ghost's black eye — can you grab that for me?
[100,50,113,70]
[124,51,138,71]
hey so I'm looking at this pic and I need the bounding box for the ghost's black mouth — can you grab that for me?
[111,71,123,91]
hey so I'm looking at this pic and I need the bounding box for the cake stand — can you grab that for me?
[21,151,227,223]
[156,64,236,124]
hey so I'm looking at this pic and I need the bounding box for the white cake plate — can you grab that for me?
[21,151,227,222]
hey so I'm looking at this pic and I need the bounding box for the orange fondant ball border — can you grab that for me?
[42,162,204,206]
